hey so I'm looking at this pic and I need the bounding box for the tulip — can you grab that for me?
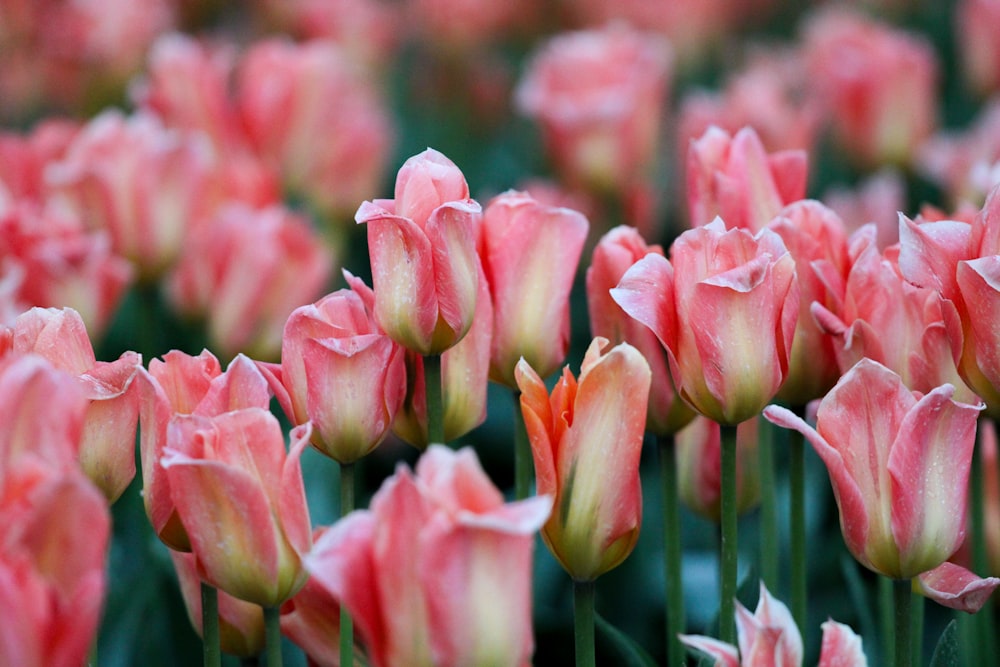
[305,445,552,667]
[587,225,695,435]
[480,190,588,387]
[161,408,312,606]
[259,279,406,464]
[764,359,984,580]
[138,351,272,551]
[170,550,265,658]
[612,218,798,426]
[515,24,673,195]
[7,307,141,502]
[680,583,868,667]
[516,337,649,581]
[676,415,760,521]
[355,148,481,355]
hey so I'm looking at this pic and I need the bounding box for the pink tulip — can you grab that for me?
[516,337,649,580]
[676,415,760,521]
[0,120,80,204]
[515,24,672,194]
[170,550,265,657]
[162,408,312,605]
[612,218,798,425]
[803,8,938,168]
[587,225,695,435]
[259,276,406,463]
[305,445,552,667]
[45,110,217,280]
[355,148,481,355]
[167,202,333,361]
[823,168,906,250]
[238,38,394,217]
[0,461,110,667]
[138,351,272,551]
[812,225,977,404]
[764,359,984,580]
[681,583,867,667]
[767,200,851,404]
[7,307,141,502]
[958,0,1000,97]
[917,100,1000,208]
[391,261,492,447]
[480,190,588,386]
[686,125,807,233]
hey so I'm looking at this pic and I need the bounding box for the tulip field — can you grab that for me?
[6,1,1000,666]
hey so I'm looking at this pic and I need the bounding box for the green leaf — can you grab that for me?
[929,620,960,667]
[594,613,658,667]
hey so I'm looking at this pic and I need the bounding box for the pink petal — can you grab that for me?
[678,634,740,667]
[916,561,1000,612]
[817,619,868,667]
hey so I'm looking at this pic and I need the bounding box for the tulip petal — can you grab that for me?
[678,634,740,667]
[817,620,868,667]
[515,358,558,498]
[957,257,1000,394]
[425,200,481,349]
[915,561,1000,612]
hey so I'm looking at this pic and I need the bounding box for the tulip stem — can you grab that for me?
[757,416,778,591]
[893,578,912,667]
[264,606,282,667]
[789,421,807,633]
[201,582,221,667]
[574,579,596,667]
[880,575,895,667]
[425,354,445,445]
[719,423,739,646]
[340,462,355,667]
[659,433,685,667]
[513,390,532,500]
[911,590,924,663]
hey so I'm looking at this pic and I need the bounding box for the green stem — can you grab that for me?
[264,606,282,667]
[880,575,895,667]
[513,390,532,500]
[719,423,739,646]
[573,579,596,667]
[340,462,355,667]
[201,582,221,667]
[911,590,924,665]
[424,354,445,445]
[659,434,685,667]
[893,578,912,667]
[757,416,778,591]
[789,421,807,634]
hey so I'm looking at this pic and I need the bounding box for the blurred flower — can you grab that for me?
[676,415,760,522]
[404,0,538,53]
[768,200,851,405]
[680,582,867,666]
[803,7,938,168]
[516,24,672,195]
[686,125,808,232]
[0,120,79,204]
[957,0,1000,98]
[823,168,906,250]
[765,359,985,582]
[612,218,798,425]
[4,307,141,503]
[480,190,588,387]
[586,225,695,435]
[138,351,272,552]
[170,550,265,658]
[45,110,217,280]
[238,38,394,219]
[168,202,333,361]
[258,275,406,463]
[305,445,551,667]
[918,96,1000,207]
[516,337,649,581]
[355,148,481,355]
[162,407,312,606]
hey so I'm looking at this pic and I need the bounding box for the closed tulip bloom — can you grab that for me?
[516,337,650,581]
[612,218,798,425]
[764,359,984,580]
[356,148,481,355]
[162,408,312,606]
[481,190,588,386]
[587,225,696,435]
[305,445,552,667]
[259,280,406,463]
[8,307,141,502]
[687,125,807,233]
